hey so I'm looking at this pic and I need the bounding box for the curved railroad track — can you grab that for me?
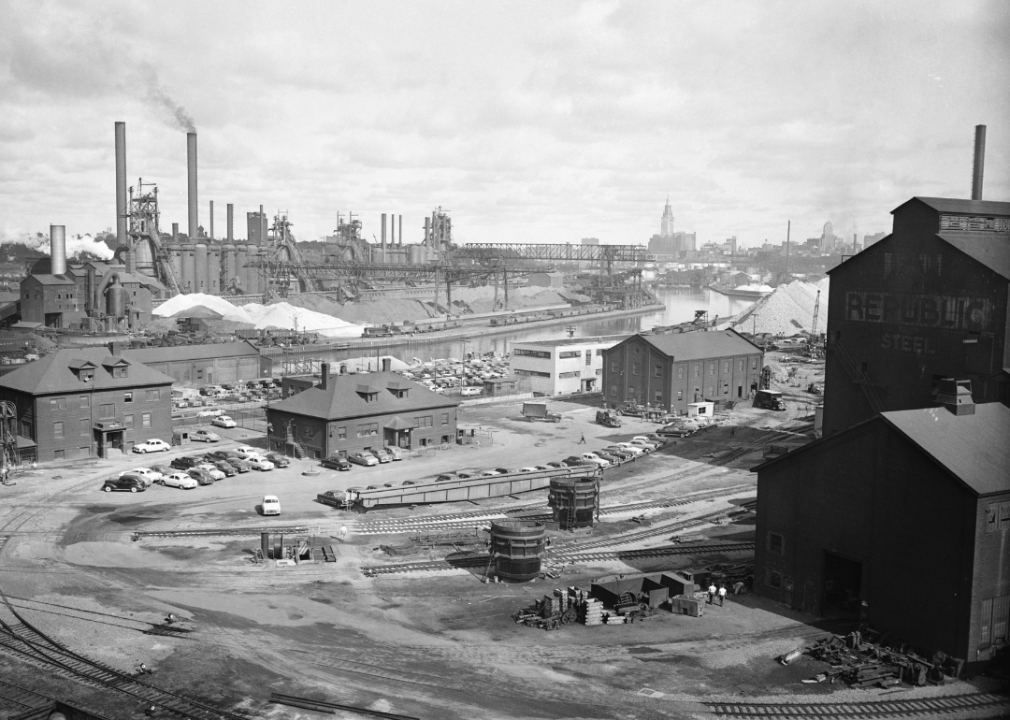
[706,692,1010,718]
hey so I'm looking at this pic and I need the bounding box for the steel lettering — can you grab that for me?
[845,292,992,332]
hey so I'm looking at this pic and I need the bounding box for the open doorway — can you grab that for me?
[822,550,863,619]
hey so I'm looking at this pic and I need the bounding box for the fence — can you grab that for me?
[172,407,267,434]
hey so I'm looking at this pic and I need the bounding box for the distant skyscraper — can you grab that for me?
[661,197,675,237]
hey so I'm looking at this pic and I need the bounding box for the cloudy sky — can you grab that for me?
[1,0,1007,249]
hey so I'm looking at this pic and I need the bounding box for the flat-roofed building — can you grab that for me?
[511,336,623,396]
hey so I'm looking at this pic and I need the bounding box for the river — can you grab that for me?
[274,286,757,366]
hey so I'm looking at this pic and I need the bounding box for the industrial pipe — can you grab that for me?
[49,225,67,276]
[93,271,123,317]
[972,124,986,200]
[187,132,198,239]
[115,122,128,249]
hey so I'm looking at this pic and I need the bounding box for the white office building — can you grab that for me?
[510,336,624,396]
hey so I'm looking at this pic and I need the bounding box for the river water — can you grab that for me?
[280,287,756,366]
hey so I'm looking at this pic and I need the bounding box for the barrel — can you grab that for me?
[489,521,545,582]
[548,476,599,530]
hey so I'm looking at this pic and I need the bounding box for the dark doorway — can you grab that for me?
[822,551,863,619]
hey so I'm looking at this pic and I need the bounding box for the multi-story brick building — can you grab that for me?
[601,330,763,414]
[511,336,623,396]
[0,347,174,462]
[266,365,459,459]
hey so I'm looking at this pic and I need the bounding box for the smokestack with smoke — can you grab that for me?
[187,132,198,240]
[143,66,196,133]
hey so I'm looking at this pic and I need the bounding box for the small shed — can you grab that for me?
[687,401,715,418]
[483,376,519,397]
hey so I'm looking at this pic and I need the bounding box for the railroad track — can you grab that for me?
[133,525,310,539]
[0,677,51,711]
[706,692,1010,718]
[361,541,754,577]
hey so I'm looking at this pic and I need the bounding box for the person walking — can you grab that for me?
[707,582,717,605]
[718,584,727,606]
[339,525,348,541]
[578,433,587,445]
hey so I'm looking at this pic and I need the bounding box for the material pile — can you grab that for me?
[731,278,830,336]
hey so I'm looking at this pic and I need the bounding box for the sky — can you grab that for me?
[1,0,1008,250]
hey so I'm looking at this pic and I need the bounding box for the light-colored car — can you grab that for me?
[262,495,281,516]
[383,446,402,461]
[119,467,162,486]
[460,386,482,397]
[212,416,237,429]
[163,472,198,489]
[614,442,645,455]
[197,463,226,481]
[582,452,611,467]
[233,447,264,461]
[371,448,392,464]
[519,466,540,473]
[191,429,222,443]
[133,439,170,454]
[247,457,275,471]
[629,438,659,451]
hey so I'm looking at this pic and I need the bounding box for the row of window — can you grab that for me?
[609,358,758,377]
[513,349,551,359]
[49,389,161,411]
[558,371,580,379]
[514,369,550,378]
[52,413,152,439]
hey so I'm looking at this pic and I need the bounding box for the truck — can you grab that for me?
[595,410,622,428]
[754,389,785,411]
[522,402,562,423]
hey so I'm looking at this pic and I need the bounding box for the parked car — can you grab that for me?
[562,456,593,468]
[212,461,237,477]
[196,463,226,481]
[460,386,482,397]
[545,461,565,470]
[533,465,552,472]
[478,470,499,477]
[262,495,281,516]
[226,458,251,473]
[578,452,610,468]
[118,468,162,487]
[247,457,275,471]
[613,442,645,455]
[383,446,403,461]
[148,464,173,478]
[455,471,476,479]
[371,448,392,464]
[347,451,378,467]
[133,439,170,454]
[212,416,237,428]
[170,456,203,470]
[191,429,221,443]
[494,468,514,475]
[591,450,619,464]
[162,472,199,489]
[436,473,459,482]
[102,475,146,493]
[187,468,216,485]
[321,455,352,471]
[518,466,539,473]
[628,438,659,451]
[234,446,264,460]
[604,446,636,460]
[265,452,290,468]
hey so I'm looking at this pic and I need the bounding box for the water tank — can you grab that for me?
[489,521,545,582]
[246,246,261,295]
[181,245,196,293]
[208,245,221,294]
[222,243,236,290]
[168,244,183,286]
[133,237,156,277]
[235,244,248,292]
[548,476,599,530]
[194,242,208,293]
[408,245,425,264]
[106,280,126,318]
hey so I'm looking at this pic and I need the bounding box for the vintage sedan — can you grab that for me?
[133,439,170,454]
[187,468,216,485]
[196,464,226,481]
[347,452,378,467]
[102,475,146,493]
[321,455,352,471]
[246,457,275,471]
[162,473,199,490]
[118,468,162,487]
[265,452,290,468]
[211,416,238,428]
[191,429,222,443]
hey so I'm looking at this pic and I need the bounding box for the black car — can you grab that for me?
[170,455,203,470]
[102,475,146,493]
[320,455,351,471]
[265,452,290,468]
[212,461,237,477]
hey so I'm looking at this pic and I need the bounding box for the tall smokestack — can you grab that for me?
[114,122,127,249]
[172,222,179,243]
[390,213,395,246]
[381,213,387,251]
[972,125,986,201]
[226,203,234,241]
[187,132,198,239]
[50,225,66,276]
[399,215,403,247]
[209,200,214,240]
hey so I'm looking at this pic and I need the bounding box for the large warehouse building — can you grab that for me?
[754,386,1009,672]
[121,341,270,387]
[601,330,763,414]
[823,196,1010,436]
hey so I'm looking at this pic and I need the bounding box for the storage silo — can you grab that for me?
[194,242,208,293]
[181,244,196,293]
[235,244,248,292]
[222,243,236,291]
[106,278,127,318]
[246,246,261,295]
[168,244,183,287]
[208,245,222,294]
[489,521,545,582]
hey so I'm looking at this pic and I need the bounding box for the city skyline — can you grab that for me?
[1,0,1007,249]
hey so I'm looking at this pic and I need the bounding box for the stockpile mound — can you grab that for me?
[154,293,251,320]
[303,296,437,325]
[731,279,829,336]
[151,294,363,338]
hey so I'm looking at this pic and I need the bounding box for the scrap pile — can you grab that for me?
[512,590,577,631]
[512,586,656,630]
[783,630,962,688]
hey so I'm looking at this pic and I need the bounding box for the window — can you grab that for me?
[654,365,662,378]
[441,435,451,444]
[113,366,128,379]
[79,395,89,409]
[884,252,892,275]
[708,362,715,374]
[124,414,134,429]
[751,358,758,370]
[141,412,151,429]
[146,389,160,401]
[558,371,579,379]
[676,390,683,401]
[632,362,640,376]
[654,391,662,403]
[20,420,33,438]
[99,403,115,418]
[677,366,684,379]
[360,392,378,403]
[54,449,64,460]
[596,349,604,356]
[337,426,347,440]
[79,418,89,436]
[768,532,784,555]
[124,392,133,404]
[737,360,744,372]
[610,362,619,373]
[559,351,580,359]
[585,351,592,366]
[413,415,433,428]
[50,397,67,411]
[595,368,602,376]
[723,361,730,373]
[441,412,449,425]
[514,349,551,359]
[514,369,551,377]
[609,385,618,397]
[356,423,378,437]
[53,421,64,439]
[767,569,783,589]
[693,365,700,378]
[986,501,1010,533]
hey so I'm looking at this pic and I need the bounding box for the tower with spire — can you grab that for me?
[661,196,675,237]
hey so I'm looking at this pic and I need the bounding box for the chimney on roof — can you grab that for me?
[936,378,975,416]
[382,357,391,372]
[339,363,347,375]
[320,362,330,390]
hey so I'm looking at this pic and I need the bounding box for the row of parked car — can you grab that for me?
[103,446,290,492]
[320,446,403,471]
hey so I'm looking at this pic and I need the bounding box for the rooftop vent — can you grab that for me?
[936,378,975,416]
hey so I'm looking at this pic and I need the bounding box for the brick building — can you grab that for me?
[0,348,174,461]
[824,196,1010,436]
[754,387,1009,672]
[121,341,269,387]
[266,365,459,459]
[601,330,763,414]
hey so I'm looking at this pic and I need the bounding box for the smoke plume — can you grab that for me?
[18,232,114,260]
[141,65,196,133]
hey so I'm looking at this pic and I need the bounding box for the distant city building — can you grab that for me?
[581,237,600,246]
[510,336,623,395]
[661,197,675,236]
[649,198,696,257]
[862,231,887,248]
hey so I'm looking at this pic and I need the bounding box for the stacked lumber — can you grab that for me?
[579,599,604,626]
